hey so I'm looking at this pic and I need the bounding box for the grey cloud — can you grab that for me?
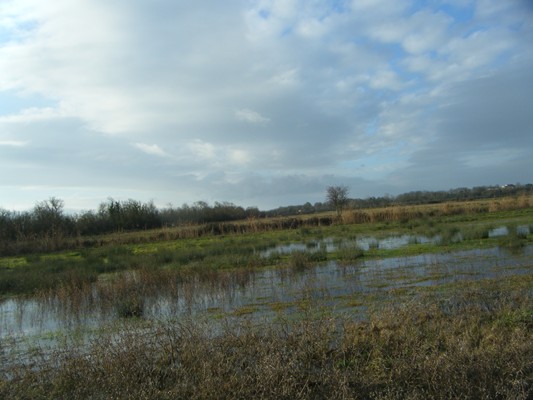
[436,67,533,147]
[1,1,533,210]
[194,172,395,209]
[386,65,533,191]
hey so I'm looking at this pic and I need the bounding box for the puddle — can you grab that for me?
[355,234,435,250]
[260,234,437,256]
[489,226,509,237]
[489,225,531,237]
[260,225,532,256]
[260,242,310,256]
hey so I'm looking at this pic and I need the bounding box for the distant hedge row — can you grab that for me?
[1,184,532,254]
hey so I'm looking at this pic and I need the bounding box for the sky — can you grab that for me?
[1,0,532,212]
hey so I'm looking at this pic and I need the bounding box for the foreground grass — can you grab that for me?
[1,276,531,399]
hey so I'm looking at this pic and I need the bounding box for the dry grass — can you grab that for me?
[2,280,531,400]
[342,195,533,225]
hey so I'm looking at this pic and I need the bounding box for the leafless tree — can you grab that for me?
[326,185,349,217]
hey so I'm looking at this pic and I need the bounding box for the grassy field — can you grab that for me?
[1,199,532,298]
[0,198,532,398]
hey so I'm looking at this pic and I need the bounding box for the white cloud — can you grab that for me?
[401,10,452,54]
[0,107,65,123]
[229,149,251,165]
[443,28,514,68]
[133,143,167,157]
[368,67,405,91]
[296,18,328,38]
[235,108,270,124]
[0,1,139,134]
[0,140,28,146]
[270,68,300,86]
[187,140,216,160]
[0,0,532,210]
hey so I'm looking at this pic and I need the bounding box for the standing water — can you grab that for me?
[1,245,532,340]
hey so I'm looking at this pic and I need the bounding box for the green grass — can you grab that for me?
[1,206,532,298]
[231,305,260,316]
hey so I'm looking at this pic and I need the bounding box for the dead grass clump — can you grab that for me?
[286,249,327,274]
[343,210,371,224]
[337,244,365,263]
[517,195,531,208]
[289,250,312,272]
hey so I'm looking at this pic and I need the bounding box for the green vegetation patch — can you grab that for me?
[1,204,532,297]
[231,305,260,317]
[0,257,28,269]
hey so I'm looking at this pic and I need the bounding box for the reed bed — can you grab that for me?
[342,195,533,225]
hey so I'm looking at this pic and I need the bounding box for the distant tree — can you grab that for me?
[326,185,349,217]
[32,197,66,236]
[245,206,261,219]
[302,202,314,214]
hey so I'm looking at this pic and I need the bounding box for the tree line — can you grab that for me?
[0,198,262,244]
[1,183,532,246]
[267,183,533,216]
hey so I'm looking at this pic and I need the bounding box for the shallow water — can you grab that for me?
[261,225,531,255]
[1,244,532,341]
[260,234,437,255]
[1,243,532,374]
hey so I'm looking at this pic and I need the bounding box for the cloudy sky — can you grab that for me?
[1,0,532,211]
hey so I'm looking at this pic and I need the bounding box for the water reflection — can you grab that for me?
[1,245,531,340]
[259,234,435,256]
[261,224,531,255]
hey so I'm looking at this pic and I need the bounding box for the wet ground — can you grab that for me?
[1,243,531,341]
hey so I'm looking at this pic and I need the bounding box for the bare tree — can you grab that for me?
[33,197,65,235]
[326,185,349,217]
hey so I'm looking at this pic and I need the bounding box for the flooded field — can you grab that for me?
[2,243,531,343]
[1,210,532,399]
[263,224,531,254]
